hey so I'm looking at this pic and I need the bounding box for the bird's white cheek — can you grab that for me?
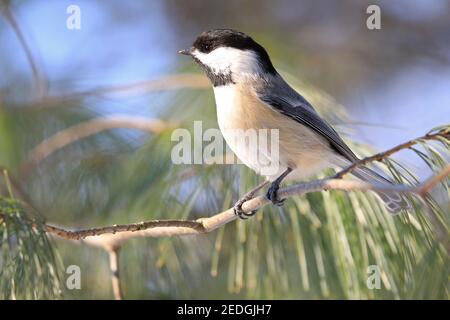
[194,47,262,76]
[194,50,232,74]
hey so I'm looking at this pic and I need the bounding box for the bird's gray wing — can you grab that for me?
[257,89,358,163]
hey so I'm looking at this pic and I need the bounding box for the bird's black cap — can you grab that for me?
[188,29,276,74]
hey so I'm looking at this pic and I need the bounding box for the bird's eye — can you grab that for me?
[202,43,211,52]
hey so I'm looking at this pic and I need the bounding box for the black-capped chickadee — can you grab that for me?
[179,29,409,218]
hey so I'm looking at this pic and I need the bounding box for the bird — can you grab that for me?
[179,28,409,219]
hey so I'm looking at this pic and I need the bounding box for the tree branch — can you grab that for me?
[40,165,449,251]
[19,115,177,177]
[21,74,209,109]
[3,128,448,252]
[10,128,449,251]
[107,248,123,300]
[334,128,450,178]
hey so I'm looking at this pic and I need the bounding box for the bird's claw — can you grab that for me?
[266,183,285,206]
[233,198,257,220]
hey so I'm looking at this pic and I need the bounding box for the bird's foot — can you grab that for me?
[232,180,270,219]
[233,196,257,220]
[266,182,286,206]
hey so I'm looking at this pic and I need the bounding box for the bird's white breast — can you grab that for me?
[213,85,237,132]
[212,84,335,181]
[213,84,285,179]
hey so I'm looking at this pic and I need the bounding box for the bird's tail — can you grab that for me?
[351,166,411,214]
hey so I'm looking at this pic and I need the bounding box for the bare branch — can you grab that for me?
[107,248,123,300]
[418,166,450,197]
[6,128,448,251]
[334,128,450,179]
[38,164,449,251]
[19,115,177,176]
[22,74,209,109]
[44,219,205,242]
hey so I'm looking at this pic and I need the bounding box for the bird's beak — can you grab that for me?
[178,47,193,56]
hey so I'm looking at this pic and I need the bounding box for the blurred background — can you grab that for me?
[0,0,449,299]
